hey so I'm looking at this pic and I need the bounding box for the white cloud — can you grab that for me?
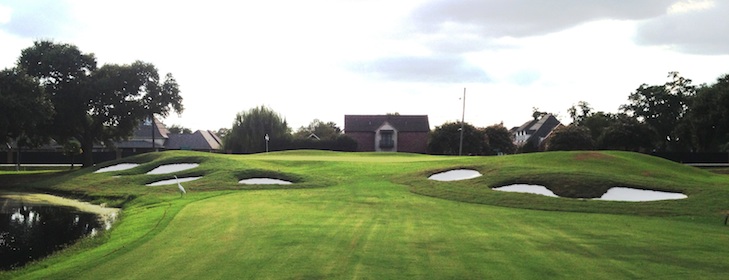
[636,1,729,54]
[2,0,729,132]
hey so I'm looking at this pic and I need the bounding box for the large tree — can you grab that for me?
[0,68,54,169]
[428,121,489,155]
[483,123,515,155]
[597,114,654,151]
[683,74,729,152]
[17,41,183,166]
[0,68,54,146]
[224,106,291,154]
[621,72,694,152]
[544,125,593,151]
[293,119,342,140]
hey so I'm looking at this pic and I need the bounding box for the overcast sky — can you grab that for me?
[1,0,728,131]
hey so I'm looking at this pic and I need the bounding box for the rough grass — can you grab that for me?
[2,150,729,279]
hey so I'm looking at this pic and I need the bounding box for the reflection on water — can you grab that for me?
[0,201,102,270]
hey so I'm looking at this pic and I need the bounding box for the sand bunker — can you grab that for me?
[146,176,202,186]
[239,178,292,185]
[492,184,558,197]
[146,163,199,175]
[94,163,139,173]
[428,169,482,181]
[598,187,687,202]
[492,184,687,202]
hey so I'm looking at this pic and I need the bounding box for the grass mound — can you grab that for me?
[4,150,729,279]
[402,151,725,216]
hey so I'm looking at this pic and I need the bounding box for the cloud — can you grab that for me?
[0,0,75,38]
[354,55,491,83]
[409,0,673,38]
[635,1,729,55]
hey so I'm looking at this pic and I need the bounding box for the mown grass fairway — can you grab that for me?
[2,150,729,279]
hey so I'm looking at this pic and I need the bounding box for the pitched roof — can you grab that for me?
[131,117,169,139]
[344,115,430,132]
[166,130,222,150]
[514,114,562,138]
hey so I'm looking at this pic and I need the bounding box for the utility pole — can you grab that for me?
[459,88,466,156]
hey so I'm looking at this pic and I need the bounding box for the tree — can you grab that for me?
[168,124,192,134]
[294,119,341,140]
[483,123,515,155]
[682,74,729,152]
[597,114,654,151]
[215,128,230,139]
[544,125,593,151]
[0,68,54,170]
[17,41,183,166]
[0,68,54,146]
[567,101,593,125]
[224,106,291,153]
[621,72,694,152]
[428,121,489,155]
[578,111,615,143]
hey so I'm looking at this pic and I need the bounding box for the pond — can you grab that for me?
[492,184,687,202]
[428,169,482,181]
[239,178,293,185]
[146,163,199,175]
[0,193,119,270]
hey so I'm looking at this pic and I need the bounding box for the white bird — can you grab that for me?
[174,175,186,197]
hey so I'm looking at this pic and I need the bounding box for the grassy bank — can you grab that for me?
[2,150,729,279]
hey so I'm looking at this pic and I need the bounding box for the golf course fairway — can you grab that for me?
[2,150,729,279]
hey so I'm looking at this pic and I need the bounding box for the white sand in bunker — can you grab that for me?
[94,163,139,173]
[428,169,482,181]
[146,163,199,174]
[239,178,292,185]
[491,184,687,202]
[146,177,202,186]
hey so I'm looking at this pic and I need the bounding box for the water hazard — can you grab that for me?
[0,193,119,270]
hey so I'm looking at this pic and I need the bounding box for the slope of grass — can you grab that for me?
[2,150,729,279]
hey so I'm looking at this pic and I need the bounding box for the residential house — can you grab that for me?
[344,115,430,153]
[512,114,562,150]
[116,118,222,153]
[115,117,169,153]
[165,130,222,152]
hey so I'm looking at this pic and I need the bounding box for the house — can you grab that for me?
[166,130,222,152]
[344,115,430,153]
[512,114,562,149]
[116,118,222,153]
[115,117,169,153]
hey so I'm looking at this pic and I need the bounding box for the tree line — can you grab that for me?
[544,72,729,153]
[1,41,183,167]
[4,40,728,163]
